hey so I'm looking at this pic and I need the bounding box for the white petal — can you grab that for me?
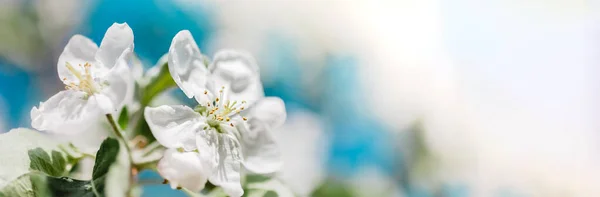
[90,94,115,115]
[57,35,99,84]
[168,30,212,104]
[196,130,218,169]
[209,50,264,105]
[100,61,134,112]
[128,54,144,81]
[52,118,112,154]
[157,149,210,192]
[244,97,287,129]
[236,118,282,174]
[144,105,205,150]
[96,23,134,70]
[31,90,103,133]
[208,134,244,197]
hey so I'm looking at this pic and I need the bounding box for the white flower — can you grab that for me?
[31,23,134,134]
[144,30,286,197]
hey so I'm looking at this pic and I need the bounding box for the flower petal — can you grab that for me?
[168,30,212,104]
[57,35,99,84]
[244,97,287,129]
[96,23,134,70]
[208,134,244,197]
[90,94,115,115]
[236,118,282,174]
[196,130,218,169]
[99,61,134,113]
[157,149,210,192]
[31,90,103,133]
[53,119,112,154]
[144,105,205,151]
[209,50,264,105]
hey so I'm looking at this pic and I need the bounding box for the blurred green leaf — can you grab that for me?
[141,63,176,106]
[245,175,271,184]
[135,63,177,143]
[118,107,129,130]
[262,191,277,197]
[311,178,354,197]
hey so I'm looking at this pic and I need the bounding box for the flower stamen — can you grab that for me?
[64,62,100,96]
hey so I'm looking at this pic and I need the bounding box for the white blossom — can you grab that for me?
[31,23,134,136]
[145,30,286,196]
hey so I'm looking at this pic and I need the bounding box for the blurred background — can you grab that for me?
[0,0,598,196]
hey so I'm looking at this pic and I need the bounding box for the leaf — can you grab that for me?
[28,149,67,177]
[118,107,129,130]
[91,138,120,181]
[245,175,270,184]
[43,176,95,197]
[0,128,61,188]
[141,63,176,106]
[103,140,131,197]
[263,191,277,197]
[1,138,126,197]
[310,178,354,197]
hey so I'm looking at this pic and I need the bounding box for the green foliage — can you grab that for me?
[311,179,355,197]
[28,148,67,177]
[245,175,271,184]
[0,138,125,197]
[103,140,131,197]
[42,176,95,197]
[135,62,177,143]
[118,107,129,130]
[140,63,176,106]
[262,191,277,197]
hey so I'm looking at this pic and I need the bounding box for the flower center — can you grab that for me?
[63,62,102,97]
[194,86,248,130]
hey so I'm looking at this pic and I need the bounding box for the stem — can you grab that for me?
[106,114,137,197]
[90,182,101,197]
[105,114,135,166]
[106,114,133,156]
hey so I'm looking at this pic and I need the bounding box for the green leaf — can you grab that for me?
[135,62,177,143]
[43,176,95,197]
[117,107,129,130]
[28,149,67,177]
[263,191,277,197]
[1,138,126,197]
[141,63,176,106]
[91,138,120,181]
[245,175,271,184]
[310,178,355,197]
[0,128,61,188]
[103,140,131,197]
